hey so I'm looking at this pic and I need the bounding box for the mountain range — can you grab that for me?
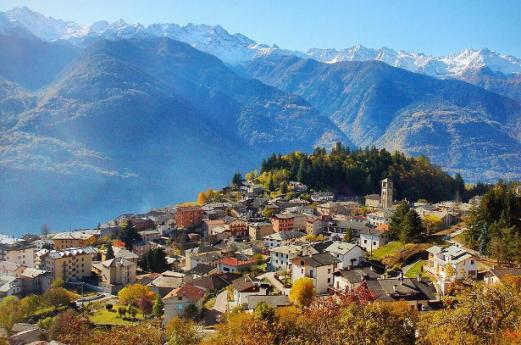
[0,7,520,234]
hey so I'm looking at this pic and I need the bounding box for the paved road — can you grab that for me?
[203,290,228,326]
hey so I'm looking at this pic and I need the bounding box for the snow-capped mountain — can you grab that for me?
[306,46,521,78]
[2,6,521,77]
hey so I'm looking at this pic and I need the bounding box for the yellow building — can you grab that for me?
[37,247,97,282]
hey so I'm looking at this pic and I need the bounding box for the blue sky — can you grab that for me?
[2,0,521,56]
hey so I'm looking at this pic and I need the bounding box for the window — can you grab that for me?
[364,240,367,244]
[327,278,331,283]
[470,260,474,264]
[373,242,377,246]
[328,268,331,274]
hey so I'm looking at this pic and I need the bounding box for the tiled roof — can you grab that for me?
[218,257,256,267]
[291,253,340,267]
[163,283,206,302]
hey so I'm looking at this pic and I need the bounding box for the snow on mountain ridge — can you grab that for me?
[3,7,521,76]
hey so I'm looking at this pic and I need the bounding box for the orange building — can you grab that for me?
[175,205,202,229]
[271,214,295,232]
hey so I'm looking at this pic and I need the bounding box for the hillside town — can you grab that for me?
[1,171,520,344]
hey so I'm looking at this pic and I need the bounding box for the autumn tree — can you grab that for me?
[289,277,314,308]
[0,296,23,333]
[203,312,275,345]
[91,322,163,345]
[422,214,443,234]
[20,295,42,318]
[43,287,71,310]
[418,281,521,345]
[165,317,200,345]
[48,311,92,345]
[118,284,155,307]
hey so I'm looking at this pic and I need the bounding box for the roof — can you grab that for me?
[273,213,296,220]
[335,266,382,284]
[189,263,215,275]
[192,273,238,291]
[218,256,256,267]
[102,257,135,268]
[164,283,206,302]
[246,295,290,309]
[21,267,49,278]
[232,276,259,292]
[489,268,521,280]
[114,248,139,260]
[365,194,380,200]
[325,241,359,255]
[264,230,305,241]
[51,231,96,240]
[377,278,437,302]
[291,253,340,268]
[270,245,302,255]
[47,247,97,259]
[150,275,183,289]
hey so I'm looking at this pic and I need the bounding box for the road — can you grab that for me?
[203,290,228,326]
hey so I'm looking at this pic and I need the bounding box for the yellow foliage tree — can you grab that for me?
[289,277,314,308]
[118,284,155,307]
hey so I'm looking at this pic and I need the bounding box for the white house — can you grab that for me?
[367,210,392,226]
[291,253,339,294]
[325,242,363,269]
[269,245,303,271]
[359,227,390,254]
[426,245,477,295]
[162,283,206,324]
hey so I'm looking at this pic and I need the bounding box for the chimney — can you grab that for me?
[416,273,421,283]
[393,284,397,293]
[399,271,404,282]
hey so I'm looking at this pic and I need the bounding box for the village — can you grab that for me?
[1,174,520,344]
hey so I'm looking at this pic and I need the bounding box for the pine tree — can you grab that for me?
[268,174,275,192]
[399,209,424,243]
[296,158,306,183]
[153,294,164,318]
[280,181,288,194]
[232,172,242,187]
[105,245,115,260]
[118,221,142,250]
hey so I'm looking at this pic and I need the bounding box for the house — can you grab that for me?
[223,216,248,239]
[231,276,261,306]
[163,283,206,324]
[175,205,202,229]
[131,240,159,258]
[5,246,36,268]
[187,263,216,279]
[148,271,184,297]
[191,272,238,293]
[131,217,155,231]
[484,268,521,285]
[184,246,221,271]
[138,230,161,242]
[113,247,139,264]
[375,276,438,310]
[248,222,274,240]
[426,245,478,294]
[364,194,381,209]
[36,247,96,282]
[0,260,26,277]
[306,216,325,235]
[359,227,390,254]
[291,253,340,294]
[311,192,335,202]
[247,184,265,195]
[271,214,296,232]
[51,231,97,250]
[325,242,363,269]
[217,256,256,273]
[367,210,392,226]
[97,257,137,294]
[263,231,306,249]
[0,275,22,297]
[269,245,303,271]
[333,265,382,291]
[20,268,51,294]
[289,181,308,192]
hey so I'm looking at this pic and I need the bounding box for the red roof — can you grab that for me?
[218,257,256,267]
[164,283,206,302]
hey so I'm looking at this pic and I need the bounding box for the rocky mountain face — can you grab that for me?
[0,33,344,233]
[241,55,521,181]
